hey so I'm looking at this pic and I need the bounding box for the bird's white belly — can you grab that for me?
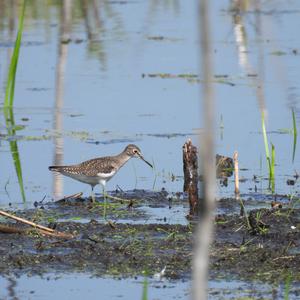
[97,171,115,186]
[60,170,116,187]
[63,173,100,185]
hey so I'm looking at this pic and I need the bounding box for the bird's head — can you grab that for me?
[124,144,153,168]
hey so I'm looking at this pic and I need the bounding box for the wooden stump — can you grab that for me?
[183,139,199,216]
[183,140,234,217]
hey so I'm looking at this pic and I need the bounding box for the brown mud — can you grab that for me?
[1,190,300,284]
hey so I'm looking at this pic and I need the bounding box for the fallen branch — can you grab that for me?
[0,210,74,238]
[0,210,54,233]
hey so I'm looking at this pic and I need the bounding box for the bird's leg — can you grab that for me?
[102,185,107,199]
[91,186,96,202]
[102,185,107,220]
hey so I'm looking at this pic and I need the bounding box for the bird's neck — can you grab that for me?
[115,152,131,167]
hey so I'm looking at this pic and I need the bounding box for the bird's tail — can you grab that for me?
[49,166,64,172]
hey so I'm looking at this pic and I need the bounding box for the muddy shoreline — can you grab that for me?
[1,191,300,284]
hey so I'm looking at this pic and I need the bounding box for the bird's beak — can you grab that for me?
[138,153,153,168]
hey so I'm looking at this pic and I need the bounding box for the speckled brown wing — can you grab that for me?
[49,156,118,176]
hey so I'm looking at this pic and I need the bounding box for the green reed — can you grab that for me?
[141,276,149,300]
[284,272,292,300]
[3,1,27,202]
[4,0,26,107]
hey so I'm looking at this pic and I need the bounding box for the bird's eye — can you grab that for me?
[134,150,138,154]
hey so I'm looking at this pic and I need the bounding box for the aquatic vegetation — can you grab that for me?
[270,50,287,56]
[143,72,236,86]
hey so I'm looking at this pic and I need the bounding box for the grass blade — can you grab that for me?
[261,111,276,191]
[4,0,26,107]
[4,107,26,202]
[141,276,148,300]
[284,272,292,300]
[292,108,297,163]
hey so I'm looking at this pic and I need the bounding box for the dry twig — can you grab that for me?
[0,210,74,238]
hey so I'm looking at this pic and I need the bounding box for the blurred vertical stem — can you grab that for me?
[3,0,27,202]
[292,109,297,163]
[193,0,216,299]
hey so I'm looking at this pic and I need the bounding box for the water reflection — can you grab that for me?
[231,0,251,72]
[81,0,108,70]
[52,0,72,199]
[3,107,26,202]
[231,0,274,191]
[0,0,298,203]
[6,276,19,300]
[0,0,121,70]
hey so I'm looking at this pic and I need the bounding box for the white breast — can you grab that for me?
[97,170,116,186]
[97,170,116,179]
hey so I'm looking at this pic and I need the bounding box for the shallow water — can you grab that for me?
[1,273,299,300]
[0,0,299,208]
[1,0,300,299]
[0,274,189,300]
